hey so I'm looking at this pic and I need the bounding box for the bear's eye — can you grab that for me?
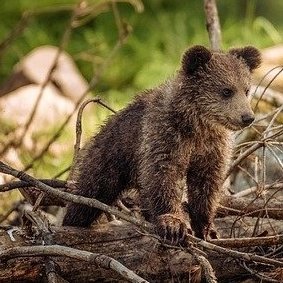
[245,88,250,96]
[221,88,234,98]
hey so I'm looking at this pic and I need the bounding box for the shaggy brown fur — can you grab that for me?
[62,45,261,243]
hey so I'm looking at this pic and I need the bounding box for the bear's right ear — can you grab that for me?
[229,46,261,72]
[182,45,212,75]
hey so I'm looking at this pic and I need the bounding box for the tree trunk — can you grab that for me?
[0,224,242,282]
[1,216,282,283]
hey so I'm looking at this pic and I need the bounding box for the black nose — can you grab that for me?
[241,114,255,125]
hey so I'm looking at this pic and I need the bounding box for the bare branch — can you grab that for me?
[74,98,116,161]
[220,194,283,220]
[187,234,283,268]
[211,234,283,248]
[0,179,66,192]
[0,245,148,283]
[204,0,222,50]
[0,161,149,229]
[233,182,283,198]
[0,12,31,61]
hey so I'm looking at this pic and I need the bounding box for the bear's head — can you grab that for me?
[179,45,261,131]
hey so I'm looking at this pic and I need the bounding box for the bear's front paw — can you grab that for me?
[194,223,219,240]
[155,214,192,245]
[209,224,219,239]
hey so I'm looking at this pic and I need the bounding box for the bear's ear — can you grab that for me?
[182,45,212,75]
[229,46,261,71]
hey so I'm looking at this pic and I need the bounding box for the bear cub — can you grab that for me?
[63,45,261,243]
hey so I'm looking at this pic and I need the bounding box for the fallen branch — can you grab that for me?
[0,222,282,282]
[0,245,148,283]
[0,179,66,192]
[220,195,283,220]
[0,161,148,228]
[1,160,283,280]
[210,234,283,248]
[2,176,283,221]
[233,182,283,198]
[187,234,283,268]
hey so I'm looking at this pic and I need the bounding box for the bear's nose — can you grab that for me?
[241,114,255,126]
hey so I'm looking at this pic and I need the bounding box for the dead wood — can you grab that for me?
[0,222,240,283]
[220,195,283,220]
[1,217,283,283]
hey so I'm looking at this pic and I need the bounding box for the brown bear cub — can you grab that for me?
[63,45,261,243]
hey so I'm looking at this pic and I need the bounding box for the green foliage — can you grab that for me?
[1,0,283,179]
[0,0,282,92]
[1,0,282,90]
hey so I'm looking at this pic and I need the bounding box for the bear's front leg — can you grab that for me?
[185,199,219,240]
[185,153,227,240]
[155,212,192,245]
[139,165,192,244]
[139,132,192,245]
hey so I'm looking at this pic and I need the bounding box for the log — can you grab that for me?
[0,223,197,283]
[219,195,283,220]
[0,217,282,283]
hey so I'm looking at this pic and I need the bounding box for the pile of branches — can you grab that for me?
[0,67,283,283]
[0,0,283,282]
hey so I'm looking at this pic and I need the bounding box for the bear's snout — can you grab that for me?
[241,113,255,126]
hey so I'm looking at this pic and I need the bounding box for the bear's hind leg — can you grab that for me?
[62,185,123,227]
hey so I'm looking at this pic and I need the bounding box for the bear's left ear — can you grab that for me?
[182,45,212,75]
[229,46,261,72]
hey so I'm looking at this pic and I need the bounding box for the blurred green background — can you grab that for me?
[0,0,283,180]
[1,0,283,98]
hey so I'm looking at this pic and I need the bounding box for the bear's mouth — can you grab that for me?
[224,118,246,131]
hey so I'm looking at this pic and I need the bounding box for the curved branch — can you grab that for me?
[0,245,148,283]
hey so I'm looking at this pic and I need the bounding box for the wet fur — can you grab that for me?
[63,46,261,241]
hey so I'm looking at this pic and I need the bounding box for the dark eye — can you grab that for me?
[221,88,234,98]
[245,88,250,96]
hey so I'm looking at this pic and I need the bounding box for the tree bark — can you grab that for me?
[1,216,282,283]
[0,223,196,283]
[219,195,283,220]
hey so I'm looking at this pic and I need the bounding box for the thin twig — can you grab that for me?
[253,66,283,112]
[186,234,283,268]
[0,12,31,61]
[227,125,283,179]
[226,141,264,178]
[52,166,71,179]
[241,261,279,283]
[73,98,116,161]
[233,182,283,198]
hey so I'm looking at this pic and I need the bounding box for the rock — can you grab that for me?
[0,45,89,102]
[254,44,283,93]
[0,84,75,133]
